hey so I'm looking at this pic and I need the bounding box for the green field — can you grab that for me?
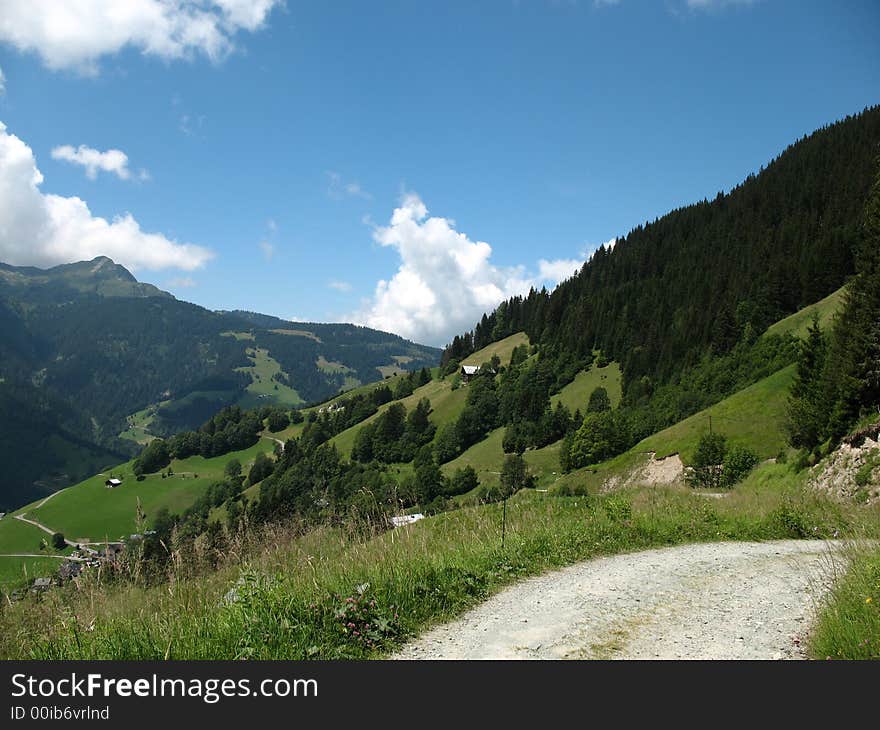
[0,556,64,589]
[764,284,846,339]
[330,378,469,458]
[637,364,795,462]
[119,402,164,445]
[14,440,276,544]
[551,361,622,413]
[236,347,304,409]
[0,516,56,554]
[462,332,530,367]
[220,331,255,341]
[0,517,71,589]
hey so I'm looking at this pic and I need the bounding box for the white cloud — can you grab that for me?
[350,194,534,346]
[328,280,352,293]
[51,144,142,181]
[259,240,275,260]
[327,171,371,200]
[538,258,582,285]
[0,0,282,74]
[0,121,212,271]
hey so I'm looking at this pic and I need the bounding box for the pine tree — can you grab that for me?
[786,313,827,449]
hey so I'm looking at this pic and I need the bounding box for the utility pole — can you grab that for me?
[501,497,507,549]
[709,415,712,434]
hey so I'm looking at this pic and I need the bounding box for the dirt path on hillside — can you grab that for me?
[392,540,844,660]
[14,514,78,548]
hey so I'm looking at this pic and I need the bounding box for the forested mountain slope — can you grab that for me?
[0,258,440,509]
[443,106,880,396]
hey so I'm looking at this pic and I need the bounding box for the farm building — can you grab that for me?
[460,365,480,382]
[390,513,425,528]
[105,478,122,489]
[460,365,496,383]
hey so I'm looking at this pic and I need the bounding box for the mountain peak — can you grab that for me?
[0,258,172,299]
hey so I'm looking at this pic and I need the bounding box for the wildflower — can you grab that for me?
[866,597,873,604]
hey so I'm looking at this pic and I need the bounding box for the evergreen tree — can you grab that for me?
[587,386,611,413]
[786,314,828,449]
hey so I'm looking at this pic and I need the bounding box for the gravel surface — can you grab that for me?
[392,540,844,660]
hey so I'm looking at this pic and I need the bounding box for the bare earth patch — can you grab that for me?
[603,452,685,492]
[392,540,843,660]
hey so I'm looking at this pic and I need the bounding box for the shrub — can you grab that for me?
[51,533,66,551]
[446,465,479,497]
[688,432,728,488]
[723,445,760,486]
[500,453,534,497]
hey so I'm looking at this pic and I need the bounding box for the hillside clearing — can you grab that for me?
[764,284,847,340]
[551,361,623,412]
[462,332,530,367]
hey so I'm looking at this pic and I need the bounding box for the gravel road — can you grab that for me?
[392,540,844,660]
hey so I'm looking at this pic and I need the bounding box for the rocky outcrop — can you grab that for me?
[809,436,880,505]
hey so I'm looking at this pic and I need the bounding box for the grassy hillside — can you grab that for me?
[637,364,794,462]
[330,378,469,458]
[0,516,70,588]
[8,439,276,547]
[235,346,304,409]
[551,361,622,412]
[764,284,847,339]
[462,332,529,367]
[441,428,563,494]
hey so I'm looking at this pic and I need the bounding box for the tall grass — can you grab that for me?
[809,545,880,660]
[1,472,872,660]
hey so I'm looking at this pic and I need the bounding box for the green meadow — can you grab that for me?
[461,332,530,367]
[13,440,276,545]
[551,361,623,412]
[764,284,846,340]
[236,346,304,409]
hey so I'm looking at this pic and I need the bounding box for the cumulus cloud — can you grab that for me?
[0,121,212,271]
[351,194,534,346]
[0,0,282,73]
[328,279,352,293]
[51,144,144,181]
[538,258,583,285]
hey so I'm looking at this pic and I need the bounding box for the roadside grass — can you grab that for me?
[1,469,872,660]
[551,361,623,412]
[809,545,880,660]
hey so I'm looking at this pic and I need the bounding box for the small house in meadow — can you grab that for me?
[105,478,122,489]
[460,365,480,383]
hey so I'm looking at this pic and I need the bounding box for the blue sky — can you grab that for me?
[0,0,877,346]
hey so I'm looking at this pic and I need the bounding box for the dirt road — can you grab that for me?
[392,540,843,660]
